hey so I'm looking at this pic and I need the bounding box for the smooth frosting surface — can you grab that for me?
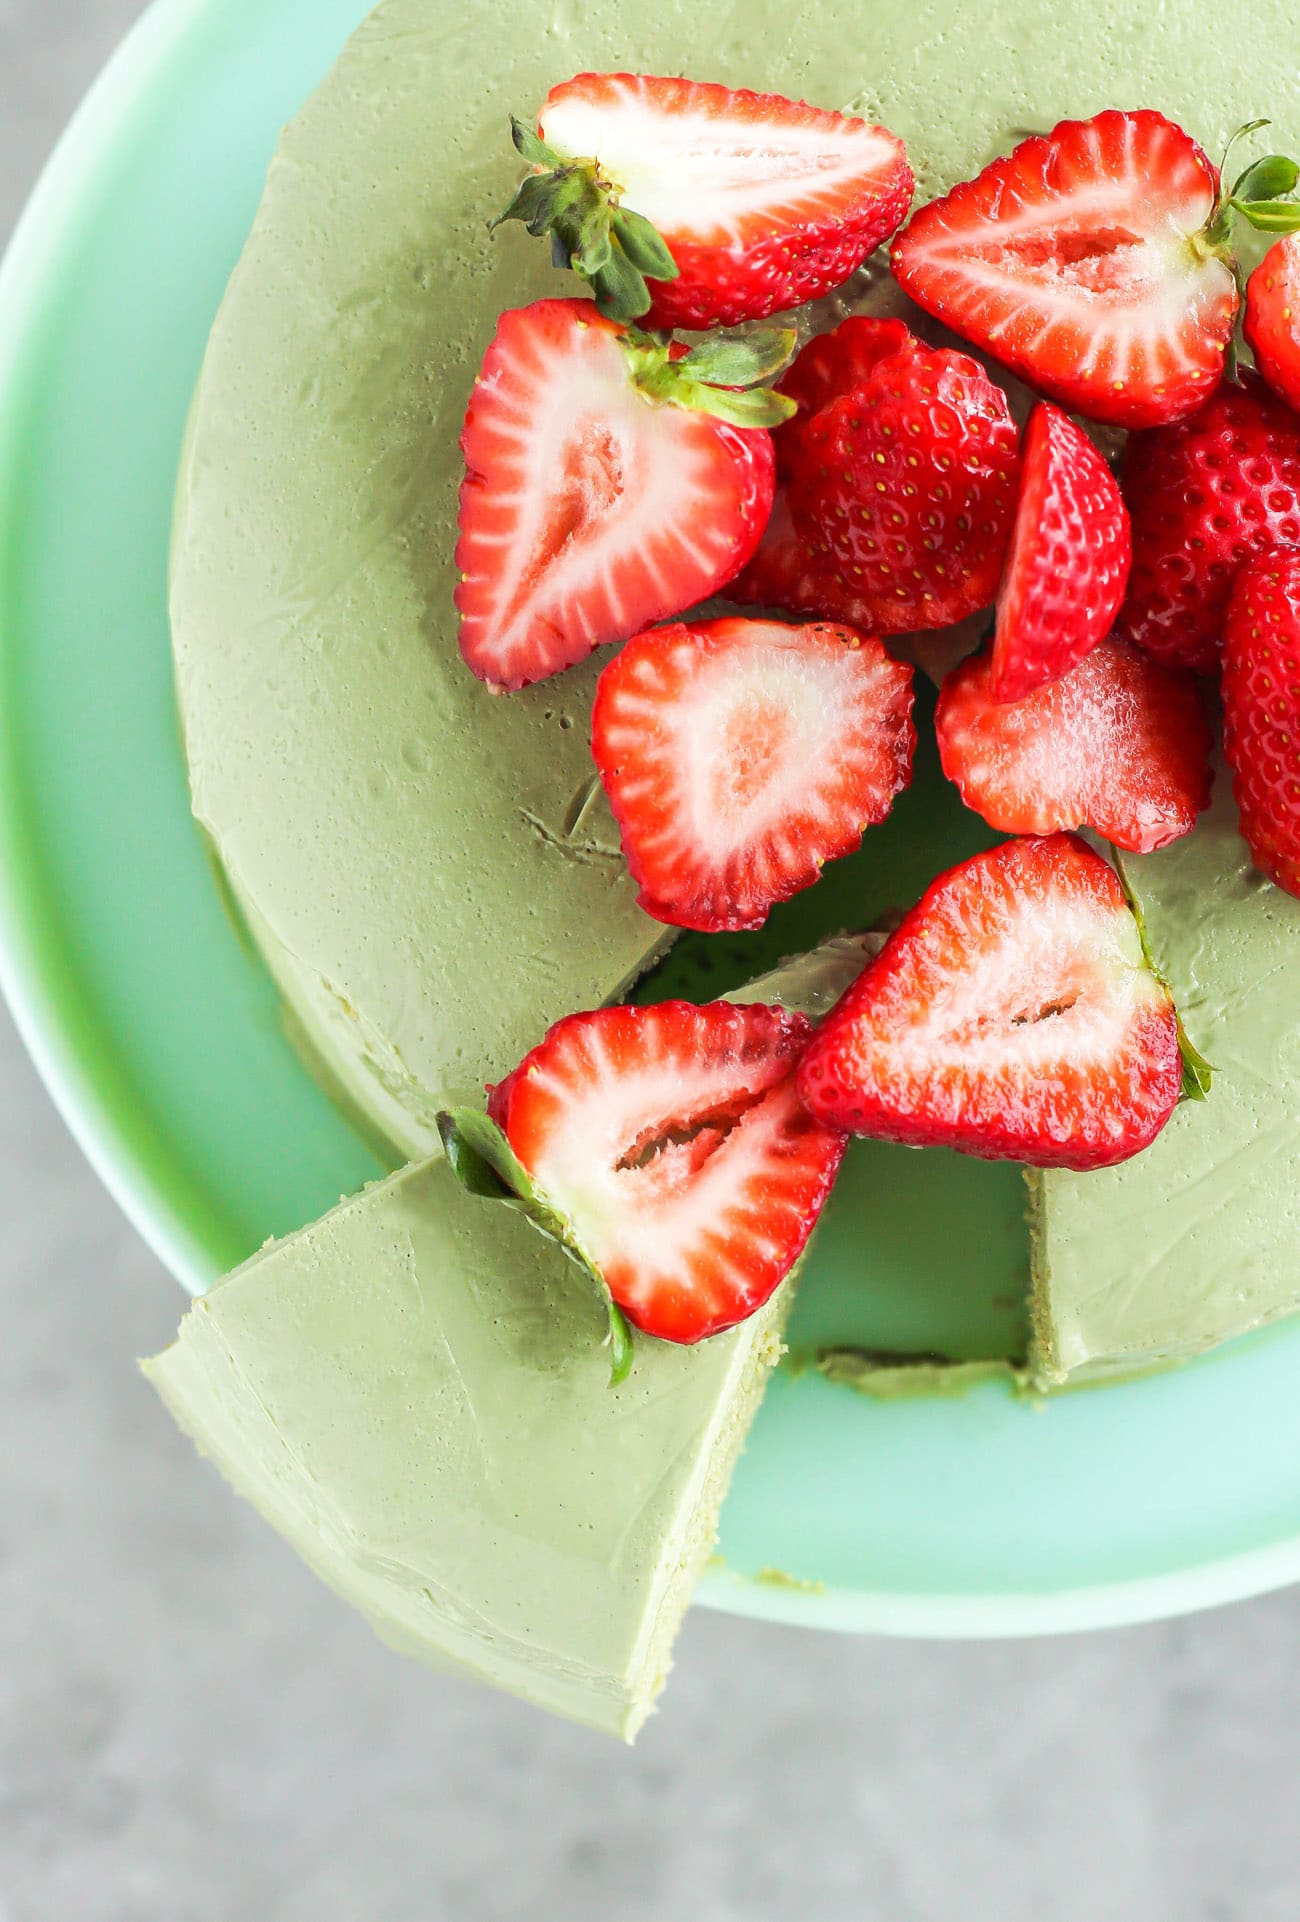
[144,942,869,1740]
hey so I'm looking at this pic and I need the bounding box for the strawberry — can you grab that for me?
[990,403,1131,702]
[892,110,1237,430]
[500,74,913,329]
[796,834,1183,1168]
[1245,233,1300,414]
[936,636,1213,853]
[592,616,915,932]
[1116,373,1300,674]
[446,1000,848,1347]
[455,299,786,688]
[1222,547,1300,897]
[787,341,1021,633]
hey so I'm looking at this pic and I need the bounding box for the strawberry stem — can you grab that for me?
[494,115,680,322]
[621,326,798,429]
[437,1108,636,1387]
[1107,847,1214,1102]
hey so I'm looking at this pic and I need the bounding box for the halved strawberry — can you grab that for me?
[787,341,1021,633]
[796,834,1183,1167]
[1245,233,1300,414]
[936,636,1212,853]
[1117,372,1300,673]
[481,1000,847,1344]
[892,110,1237,430]
[502,74,913,330]
[990,403,1131,702]
[592,617,915,932]
[455,299,780,688]
[1222,547,1300,897]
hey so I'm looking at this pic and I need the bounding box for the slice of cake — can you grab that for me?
[144,940,871,1740]
[1029,777,1300,1381]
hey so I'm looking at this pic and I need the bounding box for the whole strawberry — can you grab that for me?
[787,342,1021,634]
[1116,374,1300,674]
[1222,547,1300,897]
[500,75,913,329]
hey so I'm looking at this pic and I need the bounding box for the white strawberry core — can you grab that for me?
[475,316,739,666]
[540,84,896,245]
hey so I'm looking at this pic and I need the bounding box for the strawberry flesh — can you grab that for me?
[489,1001,846,1343]
[788,343,1021,633]
[592,617,915,932]
[455,298,773,688]
[892,110,1237,430]
[1222,547,1300,898]
[1117,373,1300,674]
[937,636,1213,853]
[991,403,1131,703]
[538,74,914,331]
[1244,234,1300,416]
[796,834,1182,1168]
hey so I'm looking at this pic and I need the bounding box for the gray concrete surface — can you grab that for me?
[2,5,1300,1918]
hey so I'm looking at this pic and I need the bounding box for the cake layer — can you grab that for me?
[144,942,871,1739]
[174,0,1298,1160]
[1030,780,1300,1382]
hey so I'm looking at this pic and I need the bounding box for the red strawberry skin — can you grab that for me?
[539,75,913,331]
[1222,547,1300,897]
[796,834,1182,1168]
[788,343,1021,633]
[727,487,882,630]
[937,636,1213,853]
[1244,235,1300,416]
[892,110,1236,430]
[1116,374,1300,674]
[991,403,1131,703]
[489,1000,846,1343]
[592,617,915,932]
[771,315,918,474]
[455,299,773,689]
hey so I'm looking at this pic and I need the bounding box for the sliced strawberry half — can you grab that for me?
[990,403,1131,702]
[796,834,1183,1168]
[592,617,915,932]
[936,636,1213,853]
[787,341,1021,633]
[512,74,913,330]
[892,110,1237,430]
[483,1000,847,1344]
[1116,372,1300,673]
[455,299,777,688]
[1245,233,1300,415]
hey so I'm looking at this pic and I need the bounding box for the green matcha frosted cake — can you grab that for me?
[154,0,1300,1735]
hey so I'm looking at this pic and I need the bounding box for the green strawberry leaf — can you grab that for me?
[437,1109,637,1387]
[590,243,655,321]
[1107,847,1214,1103]
[677,326,797,389]
[1231,197,1300,233]
[676,381,799,429]
[611,207,680,282]
[1232,153,1300,202]
[509,115,564,171]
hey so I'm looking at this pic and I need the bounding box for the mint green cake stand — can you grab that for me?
[3,0,1300,1635]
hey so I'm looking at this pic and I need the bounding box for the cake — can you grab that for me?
[153,0,1300,1735]
[145,940,872,1740]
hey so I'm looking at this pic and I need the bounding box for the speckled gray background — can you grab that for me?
[2,5,1299,1918]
